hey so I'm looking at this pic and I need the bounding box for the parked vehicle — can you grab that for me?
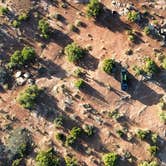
[121,69,128,91]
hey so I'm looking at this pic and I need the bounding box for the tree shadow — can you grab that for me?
[113,62,163,106]
[35,58,67,79]
[81,82,108,103]
[94,7,131,33]
[77,53,99,71]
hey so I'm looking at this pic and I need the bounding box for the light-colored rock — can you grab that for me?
[15,71,22,78]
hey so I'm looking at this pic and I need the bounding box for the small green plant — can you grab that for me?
[65,127,82,146]
[38,19,50,39]
[136,129,150,140]
[144,58,158,75]
[55,132,65,142]
[86,0,102,18]
[73,68,84,77]
[12,20,21,28]
[161,57,166,69]
[65,156,78,166]
[139,161,158,166]
[127,11,140,22]
[102,59,115,74]
[75,79,85,89]
[151,133,158,144]
[83,124,94,136]
[0,6,8,15]
[35,148,60,166]
[133,66,143,76]
[116,129,125,138]
[54,116,64,128]
[18,12,29,21]
[18,85,42,109]
[160,111,166,123]
[144,26,151,35]
[108,109,123,121]
[102,152,118,166]
[12,158,22,166]
[148,146,158,156]
[64,43,85,63]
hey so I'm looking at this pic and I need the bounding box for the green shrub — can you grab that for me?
[116,129,125,138]
[127,11,140,22]
[102,152,118,166]
[144,26,151,35]
[54,116,64,128]
[102,59,115,74]
[139,161,158,166]
[0,6,8,15]
[55,132,65,142]
[73,68,84,77]
[65,156,78,166]
[161,58,166,69]
[151,133,158,144]
[86,0,102,18]
[38,19,50,39]
[12,20,21,28]
[65,127,82,146]
[136,129,150,140]
[64,43,85,63]
[133,66,143,76]
[144,58,158,75]
[12,158,22,166]
[75,79,85,89]
[8,47,35,68]
[148,146,158,156]
[36,148,60,166]
[18,13,29,21]
[18,85,41,109]
[160,111,166,123]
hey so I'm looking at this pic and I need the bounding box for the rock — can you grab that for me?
[16,77,26,86]
[23,72,30,79]
[27,79,35,85]
[15,71,22,78]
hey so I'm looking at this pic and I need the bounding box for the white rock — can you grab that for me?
[16,77,26,86]
[15,71,22,78]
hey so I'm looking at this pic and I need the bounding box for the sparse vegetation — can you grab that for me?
[38,19,50,39]
[136,129,150,140]
[75,79,85,89]
[54,116,64,128]
[102,152,118,166]
[148,145,158,156]
[83,124,94,136]
[0,6,8,15]
[18,85,42,109]
[139,161,158,166]
[36,148,60,166]
[65,156,78,166]
[18,12,29,21]
[86,0,102,18]
[64,43,86,63]
[102,59,115,74]
[144,26,151,35]
[127,11,140,22]
[144,58,158,75]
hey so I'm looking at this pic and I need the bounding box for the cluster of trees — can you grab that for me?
[8,47,35,68]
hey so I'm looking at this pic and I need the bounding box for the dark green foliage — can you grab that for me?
[144,58,158,75]
[102,59,115,74]
[148,146,158,156]
[65,127,82,146]
[6,128,32,162]
[136,129,150,140]
[127,11,140,22]
[8,47,35,68]
[139,161,158,166]
[36,148,60,166]
[64,43,85,63]
[83,124,94,136]
[18,13,29,21]
[18,85,41,109]
[12,20,21,28]
[102,152,118,166]
[144,26,151,35]
[116,129,125,138]
[0,6,9,15]
[86,0,102,18]
[65,156,78,166]
[38,19,50,39]
[75,79,85,89]
[55,132,65,142]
